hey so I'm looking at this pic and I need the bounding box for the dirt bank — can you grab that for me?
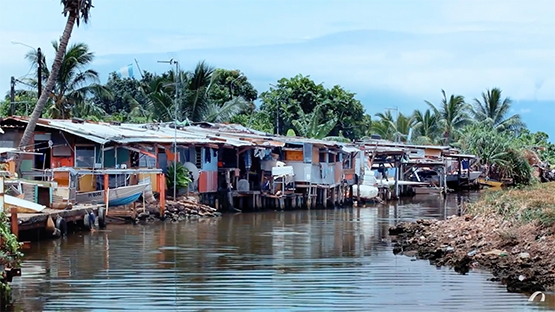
[389,182,555,293]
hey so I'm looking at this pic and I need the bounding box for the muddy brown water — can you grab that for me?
[8,192,555,311]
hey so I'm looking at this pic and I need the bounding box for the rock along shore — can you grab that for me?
[389,214,555,293]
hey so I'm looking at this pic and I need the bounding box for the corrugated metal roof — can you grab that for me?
[341,145,360,153]
[0,147,17,154]
[3,117,346,149]
[5,118,256,147]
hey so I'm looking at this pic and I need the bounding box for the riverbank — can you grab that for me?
[389,182,555,293]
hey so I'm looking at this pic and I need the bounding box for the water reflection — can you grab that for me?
[9,193,553,311]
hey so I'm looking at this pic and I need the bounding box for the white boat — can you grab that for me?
[76,183,149,207]
[446,170,481,183]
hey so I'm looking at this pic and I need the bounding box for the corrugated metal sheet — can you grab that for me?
[340,145,360,153]
[3,117,345,149]
[0,147,17,154]
[5,118,255,147]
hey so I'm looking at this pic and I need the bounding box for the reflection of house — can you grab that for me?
[0,117,363,211]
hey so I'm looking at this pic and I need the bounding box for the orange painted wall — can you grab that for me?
[285,150,303,161]
[312,147,319,164]
[51,156,73,168]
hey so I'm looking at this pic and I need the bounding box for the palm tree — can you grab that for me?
[371,111,415,143]
[25,41,109,119]
[426,89,470,145]
[412,109,441,144]
[183,61,217,122]
[201,96,250,123]
[472,88,525,132]
[371,110,396,141]
[16,0,93,173]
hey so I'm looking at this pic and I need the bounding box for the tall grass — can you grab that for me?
[467,182,555,226]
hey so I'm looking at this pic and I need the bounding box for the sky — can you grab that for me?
[1,0,554,140]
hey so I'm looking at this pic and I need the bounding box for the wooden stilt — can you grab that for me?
[10,207,18,239]
[159,174,166,215]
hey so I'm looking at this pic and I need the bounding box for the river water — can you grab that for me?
[8,193,554,311]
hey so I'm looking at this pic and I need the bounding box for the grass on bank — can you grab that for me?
[467,182,555,226]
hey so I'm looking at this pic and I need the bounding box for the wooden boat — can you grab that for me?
[76,183,149,207]
[477,178,503,188]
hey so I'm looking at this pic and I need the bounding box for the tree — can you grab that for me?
[426,89,470,145]
[259,74,323,135]
[208,69,258,110]
[229,110,274,133]
[0,90,38,116]
[181,61,216,122]
[16,0,94,173]
[291,101,337,139]
[472,87,525,132]
[412,109,441,144]
[94,72,147,115]
[457,122,532,184]
[372,111,415,143]
[259,74,370,139]
[323,85,368,139]
[24,41,110,119]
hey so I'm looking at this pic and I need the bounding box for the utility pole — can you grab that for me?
[10,76,15,116]
[37,47,42,98]
[158,59,179,200]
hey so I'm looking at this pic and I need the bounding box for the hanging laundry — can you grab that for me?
[254,148,267,160]
[204,147,211,163]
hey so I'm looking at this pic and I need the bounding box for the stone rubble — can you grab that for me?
[389,215,555,293]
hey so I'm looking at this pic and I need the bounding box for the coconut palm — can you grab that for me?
[372,111,415,143]
[17,0,94,172]
[412,109,441,144]
[370,110,396,141]
[201,96,250,123]
[182,61,217,122]
[426,90,470,145]
[472,88,525,132]
[25,41,109,119]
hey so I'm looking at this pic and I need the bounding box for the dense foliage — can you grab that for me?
[166,162,193,193]
[1,211,23,294]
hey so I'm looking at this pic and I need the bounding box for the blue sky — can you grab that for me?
[1,0,554,140]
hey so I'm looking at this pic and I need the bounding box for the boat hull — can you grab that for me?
[477,178,503,188]
[76,184,149,207]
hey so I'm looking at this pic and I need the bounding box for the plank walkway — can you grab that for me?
[11,204,101,232]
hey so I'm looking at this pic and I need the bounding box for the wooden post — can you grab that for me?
[103,173,109,205]
[394,162,399,199]
[10,207,18,239]
[159,174,166,215]
[356,177,361,207]
[0,176,4,213]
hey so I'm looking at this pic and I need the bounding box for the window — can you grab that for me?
[319,152,326,163]
[343,154,352,169]
[139,154,156,168]
[75,146,95,168]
